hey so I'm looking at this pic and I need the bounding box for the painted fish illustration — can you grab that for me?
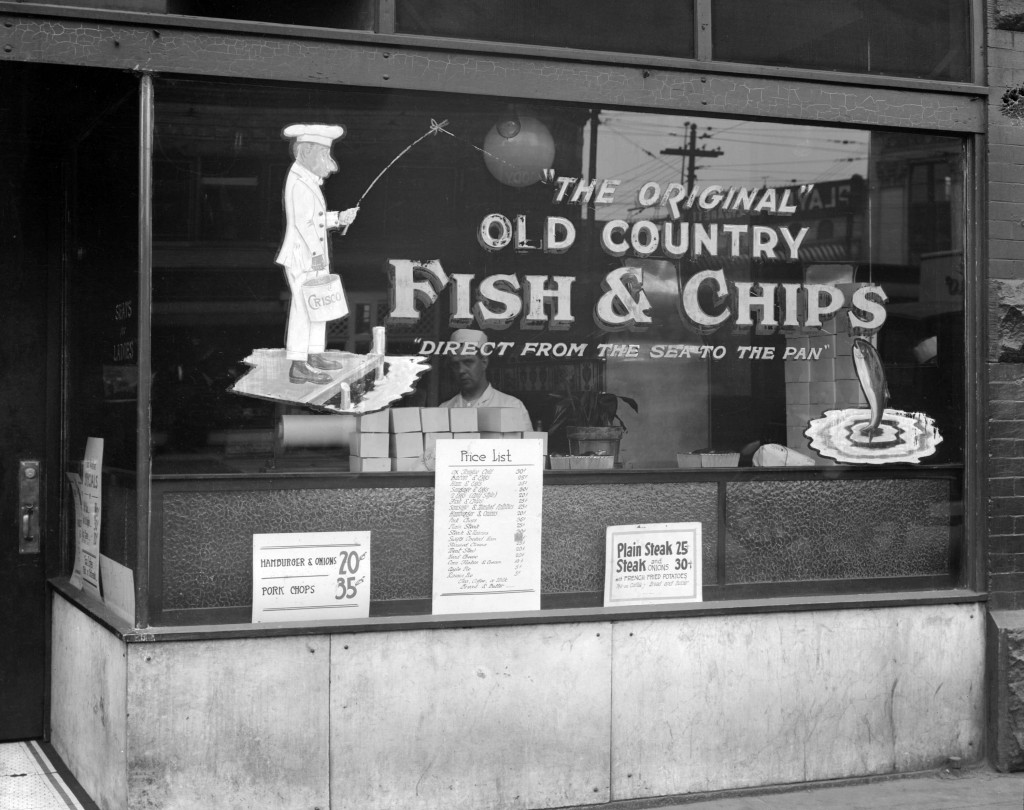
[852,338,889,437]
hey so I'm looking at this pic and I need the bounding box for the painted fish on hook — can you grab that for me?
[852,337,889,437]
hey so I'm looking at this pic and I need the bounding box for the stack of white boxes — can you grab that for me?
[418,407,457,469]
[348,407,547,471]
[389,408,426,471]
[348,409,391,472]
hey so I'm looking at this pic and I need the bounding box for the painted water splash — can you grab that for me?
[805,408,942,465]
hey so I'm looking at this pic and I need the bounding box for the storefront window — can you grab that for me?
[394,0,695,59]
[67,79,140,474]
[150,78,965,474]
[167,0,375,31]
[712,0,972,82]
[61,71,141,574]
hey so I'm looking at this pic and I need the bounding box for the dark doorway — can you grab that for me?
[0,62,138,741]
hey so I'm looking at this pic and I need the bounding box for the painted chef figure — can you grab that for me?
[276,123,359,385]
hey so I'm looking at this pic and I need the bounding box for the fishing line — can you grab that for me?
[342,118,545,233]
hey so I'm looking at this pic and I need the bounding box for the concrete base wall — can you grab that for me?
[50,596,128,810]
[51,594,986,810]
[989,610,1024,771]
[613,606,984,798]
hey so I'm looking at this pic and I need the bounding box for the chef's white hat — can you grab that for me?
[282,123,346,146]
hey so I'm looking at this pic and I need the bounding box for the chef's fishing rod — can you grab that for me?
[340,118,450,234]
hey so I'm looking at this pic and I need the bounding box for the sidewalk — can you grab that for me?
[633,766,1024,810]
[0,740,96,810]
[6,743,1023,810]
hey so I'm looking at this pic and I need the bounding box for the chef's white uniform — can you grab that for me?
[275,162,347,362]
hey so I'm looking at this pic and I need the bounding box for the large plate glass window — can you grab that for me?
[150,79,965,475]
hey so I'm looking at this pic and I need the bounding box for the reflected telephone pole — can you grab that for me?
[661,122,723,452]
[660,122,723,191]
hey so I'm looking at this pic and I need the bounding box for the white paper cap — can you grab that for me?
[451,328,488,347]
[282,123,346,146]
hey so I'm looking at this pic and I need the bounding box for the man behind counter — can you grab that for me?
[440,329,533,431]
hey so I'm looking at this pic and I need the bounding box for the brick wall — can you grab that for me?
[989,1,1024,609]
[989,364,1024,608]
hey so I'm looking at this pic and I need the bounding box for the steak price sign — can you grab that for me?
[604,522,702,607]
[432,439,543,615]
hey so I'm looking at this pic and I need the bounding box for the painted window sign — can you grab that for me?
[388,182,887,335]
[150,80,964,471]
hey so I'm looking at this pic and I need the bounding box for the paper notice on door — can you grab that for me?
[78,437,104,599]
[66,472,84,590]
[432,439,543,615]
[252,531,370,623]
[68,437,103,599]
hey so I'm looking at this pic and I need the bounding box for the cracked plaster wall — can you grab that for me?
[0,11,982,130]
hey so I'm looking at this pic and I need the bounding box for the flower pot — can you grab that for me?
[566,425,624,463]
[568,454,615,470]
[699,452,740,468]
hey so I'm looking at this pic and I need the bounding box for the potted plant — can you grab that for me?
[547,387,639,468]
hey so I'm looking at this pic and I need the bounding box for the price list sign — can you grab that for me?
[433,439,544,615]
[604,522,702,607]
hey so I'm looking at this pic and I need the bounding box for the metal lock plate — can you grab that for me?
[19,460,41,555]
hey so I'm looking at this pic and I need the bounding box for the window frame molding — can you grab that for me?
[0,3,987,127]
